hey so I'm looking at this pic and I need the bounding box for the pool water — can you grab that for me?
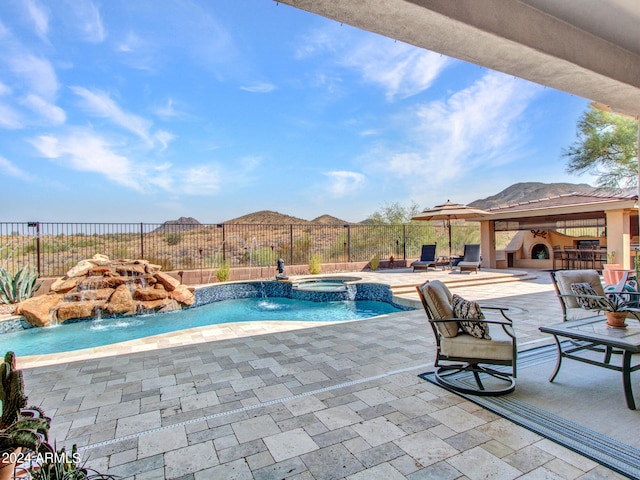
[1,297,404,357]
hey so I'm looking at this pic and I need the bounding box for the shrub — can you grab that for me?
[216,261,230,282]
[370,254,380,271]
[165,232,182,246]
[0,265,42,304]
[308,254,321,274]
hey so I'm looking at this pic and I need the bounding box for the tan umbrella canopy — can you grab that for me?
[412,200,492,257]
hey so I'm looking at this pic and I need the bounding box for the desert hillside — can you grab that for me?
[469,182,595,210]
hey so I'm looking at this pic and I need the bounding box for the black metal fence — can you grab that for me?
[0,222,481,277]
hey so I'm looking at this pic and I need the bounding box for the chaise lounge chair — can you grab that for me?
[457,244,481,273]
[410,244,437,271]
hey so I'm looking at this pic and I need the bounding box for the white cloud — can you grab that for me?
[177,165,222,195]
[375,71,540,186]
[240,82,277,93]
[8,54,58,100]
[297,24,450,101]
[31,130,141,191]
[71,86,153,144]
[0,155,33,181]
[21,94,66,125]
[24,0,49,40]
[324,171,366,197]
[70,0,106,43]
[0,104,23,129]
[154,130,175,151]
[343,40,450,101]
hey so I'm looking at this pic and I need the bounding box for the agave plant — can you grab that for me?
[0,265,43,304]
[31,444,119,480]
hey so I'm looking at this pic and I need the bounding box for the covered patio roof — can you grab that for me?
[278,0,640,117]
[480,191,638,229]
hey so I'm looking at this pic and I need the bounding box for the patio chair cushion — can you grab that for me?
[417,280,458,337]
[554,269,605,309]
[570,282,610,310]
[440,323,513,360]
[452,294,491,340]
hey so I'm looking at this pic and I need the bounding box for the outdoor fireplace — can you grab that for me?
[531,243,549,260]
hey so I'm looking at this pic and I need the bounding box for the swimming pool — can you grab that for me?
[1,280,411,356]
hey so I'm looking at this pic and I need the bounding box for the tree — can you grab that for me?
[563,104,638,190]
[367,201,421,224]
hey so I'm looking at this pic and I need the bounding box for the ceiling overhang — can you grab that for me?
[277,0,640,117]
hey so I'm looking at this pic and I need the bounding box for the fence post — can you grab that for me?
[33,222,41,276]
[140,222,144,259]
[289,225,293,265]
[403,224,407,260]
[346,225,351,263]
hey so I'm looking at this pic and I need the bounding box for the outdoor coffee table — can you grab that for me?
[539,317,640,410]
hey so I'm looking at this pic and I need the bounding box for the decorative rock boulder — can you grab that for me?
[16,254,195,327]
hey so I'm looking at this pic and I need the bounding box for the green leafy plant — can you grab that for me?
[607,250,616,264]
[370,254,380,271]
[216,261,230,282]
[0,265,43,305]
[308,254,321,274]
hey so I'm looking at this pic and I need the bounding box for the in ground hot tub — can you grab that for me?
[292,276,361,292]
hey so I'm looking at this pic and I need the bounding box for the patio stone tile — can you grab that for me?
[445,428,492,451]
[282,394,326,416]
[193,458,253,480]
[543,458,586,479]
[108,454,165,479]
[138,425,188,458]
[232,414,280,443]
[533,438,599,472]
[346,462,406,479]
[481,438,515,458]
[245,450,275,471]
[263,427,319,462]
[476,418,542,450]
[407,460,462,480]
[230,375,266,392]
[355,442,405,468]
[389,454,422,476]
[115,410,161,437]
[300,444,364,479]
[96,398,140,422]
[394,430,459,467]
[515,466,567,479]
[252,457,308,480]
[311,425,358,448]
[351,417,405,447]
[314,405,363,430]
[164,441,218,478]
[253,383,293,402]
[179,390,220,411]
[447,446,523,479]
[217,439,267,464]
[502,444,556,473]
[429,405,486,433]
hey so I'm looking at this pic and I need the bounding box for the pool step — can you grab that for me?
[390,272,537,296]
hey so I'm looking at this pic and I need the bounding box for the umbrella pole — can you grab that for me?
[447,217,452,268]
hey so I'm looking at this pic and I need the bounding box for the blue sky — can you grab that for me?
[0,0,594,223]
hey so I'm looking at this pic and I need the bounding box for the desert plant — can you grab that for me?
[165,232,182,246]
[216,261,230,282]
[0,265,42,305]
[30,444,119,480]
[308,254,321,274]
[607,250,617,264]
[370,254,380,271]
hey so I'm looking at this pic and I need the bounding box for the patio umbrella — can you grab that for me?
[411,200,491,257]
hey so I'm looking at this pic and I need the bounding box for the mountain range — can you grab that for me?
[157,182,596,227]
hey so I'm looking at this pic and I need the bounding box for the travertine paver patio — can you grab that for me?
[18,269,629,479]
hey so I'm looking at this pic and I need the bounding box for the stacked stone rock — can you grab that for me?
[16,254,195,327]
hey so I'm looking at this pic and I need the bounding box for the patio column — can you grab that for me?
[606,209,632,269]
[480,220,496,268]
